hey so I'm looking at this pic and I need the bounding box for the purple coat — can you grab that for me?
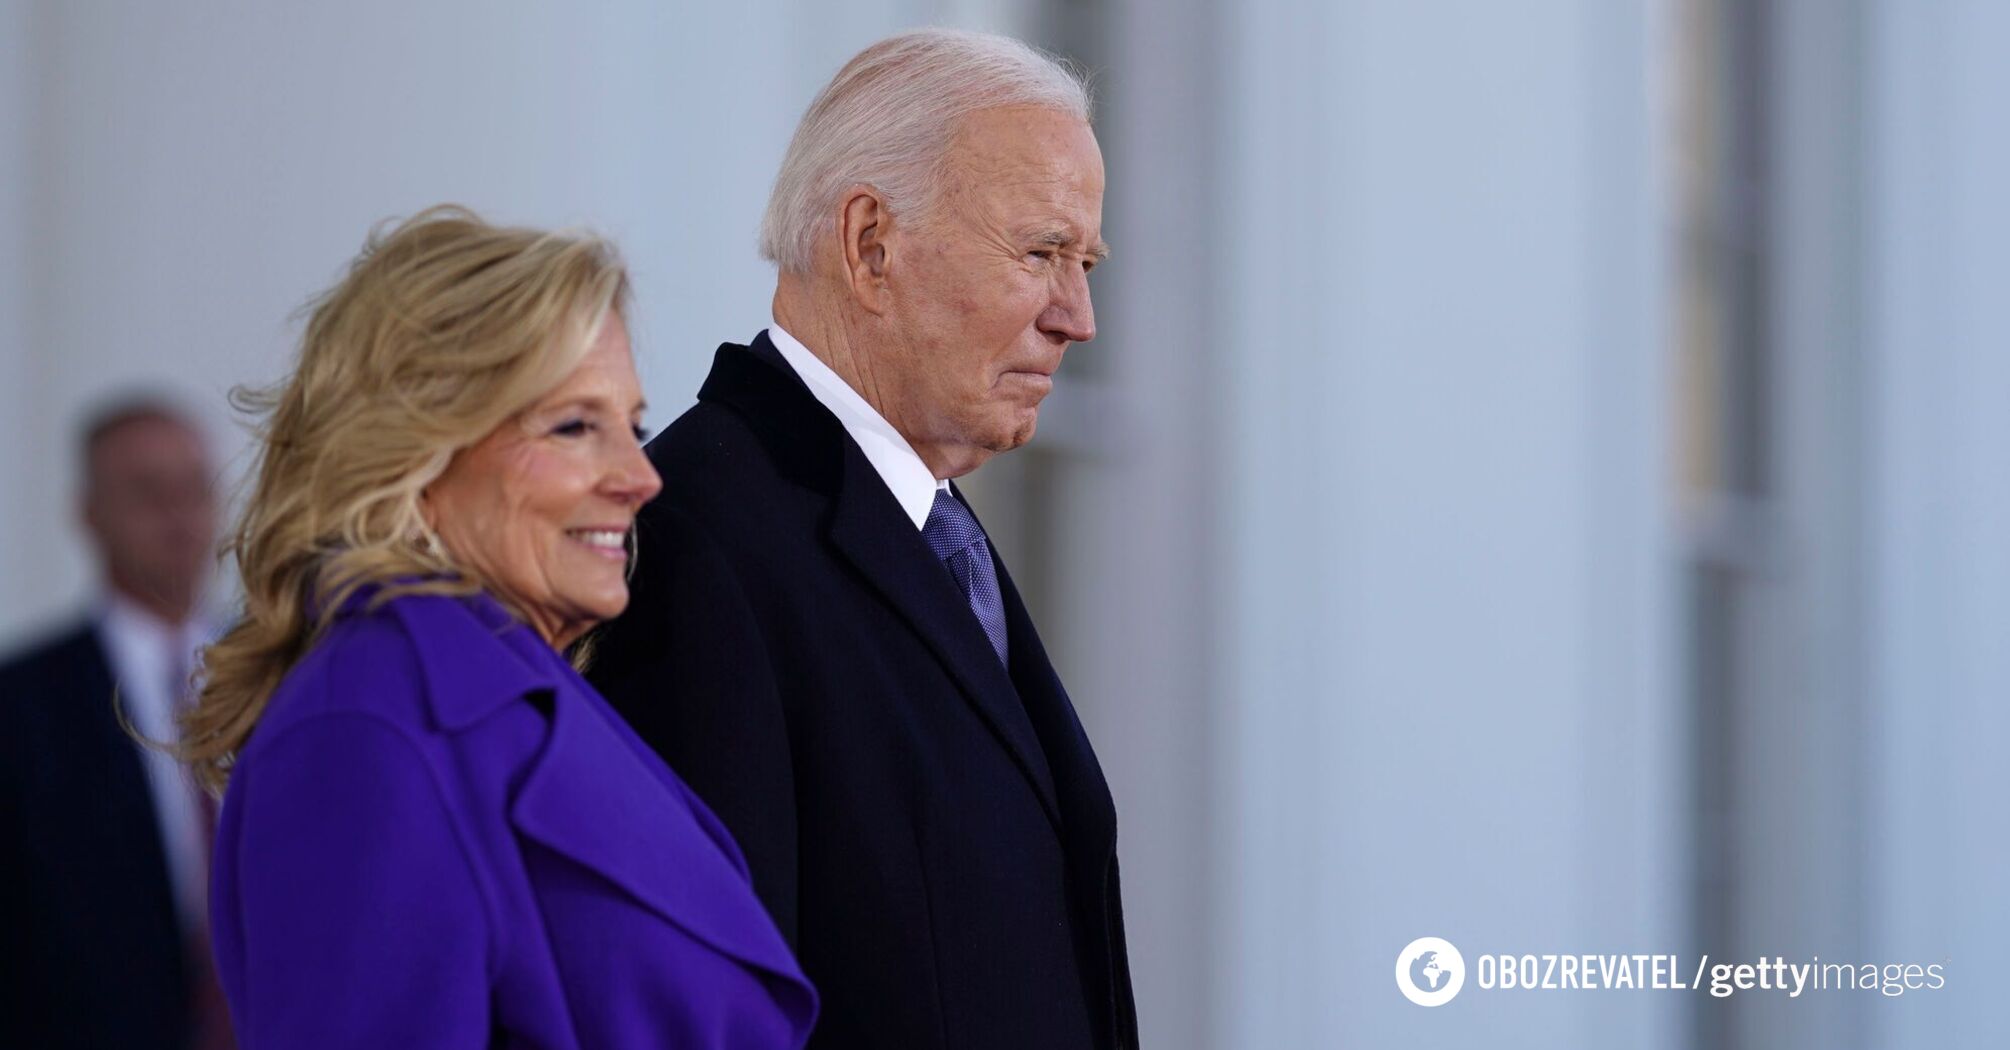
[208,589,817,1048]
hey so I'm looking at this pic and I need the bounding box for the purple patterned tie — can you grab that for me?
[922,489,1009,666]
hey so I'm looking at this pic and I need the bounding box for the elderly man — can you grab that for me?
[0,399,231,1049]
[590,28,1134,1050]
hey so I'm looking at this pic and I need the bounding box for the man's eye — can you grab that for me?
[631,425,651,443]
[1027,249,1056,263]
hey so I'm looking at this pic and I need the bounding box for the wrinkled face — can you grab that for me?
[424,313,662,649]
[880,106,1106,475]
[83,416,217,618]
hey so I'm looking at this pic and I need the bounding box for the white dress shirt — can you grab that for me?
[96,594,215,934]
[766,324,949,530]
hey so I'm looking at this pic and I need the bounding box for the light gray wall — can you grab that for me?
[0,0,963,646]
[0,0,37,629]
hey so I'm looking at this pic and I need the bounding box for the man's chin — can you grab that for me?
[944,410,1040,474]
[993,414,1038,453]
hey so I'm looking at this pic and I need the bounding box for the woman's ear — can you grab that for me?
[416,486,439,533]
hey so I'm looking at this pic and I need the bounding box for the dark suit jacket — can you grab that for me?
[590,334,1138,1050]
[0,622,196,1050]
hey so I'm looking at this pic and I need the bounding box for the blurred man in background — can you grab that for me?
[591,28,1134,1050]
[0,398,232,1049]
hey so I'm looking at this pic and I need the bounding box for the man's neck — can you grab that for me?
[107,578,195,630]
[772,284,881,410]
[771,283,987,479]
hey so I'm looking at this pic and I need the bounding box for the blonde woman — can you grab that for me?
[185,207,815,1048]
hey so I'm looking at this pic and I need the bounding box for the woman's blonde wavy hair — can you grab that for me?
[180,205,630,792]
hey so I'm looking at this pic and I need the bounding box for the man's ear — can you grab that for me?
[839,185,894,315]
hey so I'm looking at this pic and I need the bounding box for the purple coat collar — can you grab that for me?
[364,589,810,993]
[383,589,562,731]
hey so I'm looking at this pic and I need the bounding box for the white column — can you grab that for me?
[1219,2,1680,1046]
[1866,0,2010,1045]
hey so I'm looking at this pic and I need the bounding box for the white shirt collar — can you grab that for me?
[765,324,948,530]
[95,592,217,933]
[98,593,211,705]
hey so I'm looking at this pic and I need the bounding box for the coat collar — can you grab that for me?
[507,654,813,994]
[372,589,560,732]
[697,336,1064,831]
[361,590,812,993]
[695,332,843,495]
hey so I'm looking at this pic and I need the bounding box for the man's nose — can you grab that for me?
[1039,266,1096,344]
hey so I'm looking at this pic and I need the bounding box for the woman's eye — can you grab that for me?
[553,419,592,437]
[631,425,651,443]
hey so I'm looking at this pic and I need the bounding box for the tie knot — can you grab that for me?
[922,489,985,560]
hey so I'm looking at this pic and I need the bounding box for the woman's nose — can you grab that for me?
[605,440,662,507]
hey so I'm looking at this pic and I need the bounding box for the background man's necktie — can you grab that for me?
[921,489,1010,666]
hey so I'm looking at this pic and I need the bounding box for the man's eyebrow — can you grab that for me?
[1029,228,1112,261]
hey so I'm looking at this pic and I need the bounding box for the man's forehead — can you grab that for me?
[946,107,1100,171]
[92,416,207,467]
[100,412,200,442]
[949,137,1104,211]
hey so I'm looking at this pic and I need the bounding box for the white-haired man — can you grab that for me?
[591,28,1136,1050]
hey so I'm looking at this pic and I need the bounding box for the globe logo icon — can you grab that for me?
[1395,937,1466,1007]
[1409,950,1451,992]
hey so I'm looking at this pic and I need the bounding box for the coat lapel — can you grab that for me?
[699,337,1063,832]
[507,671,807,984]
[388,594,804,985]
[825,465,1061,829]
[992,552,1116,861]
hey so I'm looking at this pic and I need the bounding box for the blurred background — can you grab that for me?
[1,0,2004,1047]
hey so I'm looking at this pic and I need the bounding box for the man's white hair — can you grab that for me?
[759,28,1092,274]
